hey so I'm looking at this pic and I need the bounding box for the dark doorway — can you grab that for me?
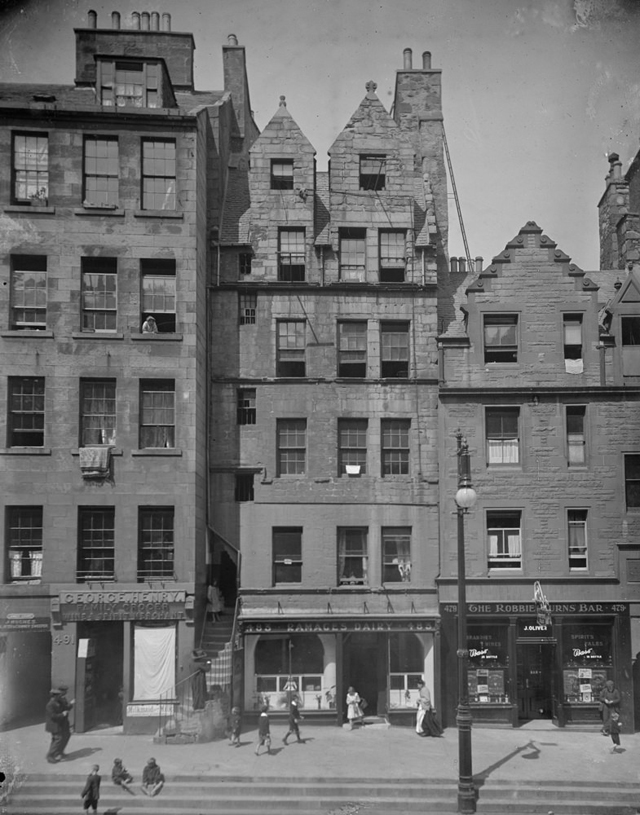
[77,621,124,730]
[218,550,238,608]
[343,633,386,716]
[517,643,554,720]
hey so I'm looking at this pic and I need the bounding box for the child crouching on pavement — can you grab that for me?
[228,706,242,747]
[610,710,623,753]
[111,757,134,792]
[80,765,101,813]
[141,757,165,796]
[255,705,271,755]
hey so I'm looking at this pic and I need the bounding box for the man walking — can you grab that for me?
[45,689,66,763]
[282,697,304,745]
[58,685,74,757]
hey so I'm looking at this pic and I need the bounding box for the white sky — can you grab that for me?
[1,0,640,270]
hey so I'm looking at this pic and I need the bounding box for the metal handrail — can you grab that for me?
[156,669,202,737]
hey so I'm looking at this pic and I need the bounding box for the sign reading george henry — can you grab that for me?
[58,590,187,622]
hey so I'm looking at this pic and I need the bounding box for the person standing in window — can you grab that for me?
[142,315,158,333]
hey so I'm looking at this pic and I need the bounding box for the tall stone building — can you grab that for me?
[211,50,447,723]
[0,11,256,733]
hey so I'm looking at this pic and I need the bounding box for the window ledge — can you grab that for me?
[71,448,123,456]
[74,207,125,217]
[130,333,183,342]
[0,447,51,455]
[132,449,182,457]
[71,332,124,340]
[1,330,53,339]
[134,210,183,219]
[4,205,55,215]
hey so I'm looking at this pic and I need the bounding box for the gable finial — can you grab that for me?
[365,80,377,94]
[279,95,286,107]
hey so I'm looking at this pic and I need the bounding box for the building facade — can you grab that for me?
[0,11,256,733]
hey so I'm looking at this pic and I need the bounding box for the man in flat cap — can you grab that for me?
[45,689,66,763]
[57,685,75,757]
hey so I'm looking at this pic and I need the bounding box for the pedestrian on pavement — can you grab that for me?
[228,706,242,747]
[255,705,272,755]
[58,685,75,758]
[80,764,101,813]
[415,680,429,735]
[111,758,134,792]
[45,689,66,763]
[191,660,209,711]
[346,686,364,730]
[599,679,621,735]
[283,697,304,744]
[609,710,623,753]
[140,757,165,797]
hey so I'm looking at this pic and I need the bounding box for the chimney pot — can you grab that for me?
[141,11,150,30]
[87,9,97,28]
[227,33,239,45]
[422,51,432,69]
[403,48,413,69]
[132,11,140,29]
[111,11,120,29]
[151,11,160,30]
[450,257,458,274]
[459,258,467,273]
[162,13,171,31]
[475,256,483,273]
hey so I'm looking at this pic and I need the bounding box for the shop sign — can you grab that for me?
[126,703,167,717]
[240,619,436,634]
[517,621,553,638]
[442,602,627,616]
[59,590,187,622]
[0,613,50,632]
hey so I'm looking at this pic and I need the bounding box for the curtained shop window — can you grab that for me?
[389,632,424,709]
[133,624,176,700]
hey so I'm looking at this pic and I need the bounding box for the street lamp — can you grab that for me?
[454,431,477,814]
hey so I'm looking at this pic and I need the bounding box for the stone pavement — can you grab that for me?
[1,719,638,791]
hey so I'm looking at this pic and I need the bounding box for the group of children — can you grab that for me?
[228,699,304,755]
[80,757,165,813]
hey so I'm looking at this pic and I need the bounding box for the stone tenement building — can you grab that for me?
[0,10,257,733]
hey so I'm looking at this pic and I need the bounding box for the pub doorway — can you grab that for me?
[517,643,555,720]
[342,632,386,716]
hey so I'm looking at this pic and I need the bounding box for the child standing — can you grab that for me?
[610,710,623,753]
[228,706,242,747]
[255,705,271,755]
[282,697,304,745]
[80,765,101,814]
[111,757,133,792]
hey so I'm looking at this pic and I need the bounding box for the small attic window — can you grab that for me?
[360,155,386,191]
[271,160,293,190]
[622,316,640,346]
[99,60,161,109]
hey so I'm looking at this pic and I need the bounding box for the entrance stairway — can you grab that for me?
[199,609,234,694]
[5,774,640,813]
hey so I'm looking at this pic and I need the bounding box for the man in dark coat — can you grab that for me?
[282,697,304,744]
[57,685,74,757]
[80,765,101,813]
[45,689,66,763]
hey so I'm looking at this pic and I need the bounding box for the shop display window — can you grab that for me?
[389,632,424,709]
[562,624,612,703]
[255,674,323,710]
[467,625,510,703]
[254,634,328,710]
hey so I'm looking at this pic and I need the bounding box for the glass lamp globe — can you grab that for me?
[455,486,477,509]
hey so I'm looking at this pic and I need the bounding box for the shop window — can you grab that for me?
[237,388,256,425]
[77,507,115,581]
[139,380,175,449]
[379,230,406,282]
[80,379,116,446]
[338,527,368,586]
[568,509,588,570]
[271,159,293,190]
[10,255,47,330]
[84,137,118,207]
[487,510,522,569]
[485,406,519,465]
[337,321,367,377]
[382,527,411,583]
[81,257,117,332]
[239,253,252,276]
[389,633,424,710]
[272,527,302,583]
[141,139,176,210]
[563,314,583,373]
[133,624,176,700]
[381,419,410,475]
[467,625,509,703]
[562,624,612,704]
[235,473,255,502]
[338,419,367,475]
[624,454,640,509]
[278,229,305,282]
[254,634,324,710]
[6,506,43,583]
[239,293,256,325]
[99,60,161,108]
[276,320,306,376]
[141,259,176,333]
[137,507,174,581]
[566,406,586,466]
[360,154,386,191]
[484,315,518,363]
[339,228,366,281]
[380,322,409,378]
[12,132,48,204]
[8,377,44,447]
[621,316,640,345]
[277,419,306,476]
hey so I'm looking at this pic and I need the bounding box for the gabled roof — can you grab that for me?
[328,81,403,154]
[250,96,315,155]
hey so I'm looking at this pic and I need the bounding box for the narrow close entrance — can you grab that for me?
[343,632,386,715]
[76,622,124,731]
[517,643,554,720]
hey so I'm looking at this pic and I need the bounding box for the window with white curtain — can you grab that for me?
[338,527,368,586]
[133,624,176,700]
[486,407,520,465]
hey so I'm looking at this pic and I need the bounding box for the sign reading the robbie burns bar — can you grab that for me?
[441,602,627,615]
[59,590,187,622]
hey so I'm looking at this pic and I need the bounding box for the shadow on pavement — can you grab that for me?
[63,747,103,761]
[474,740,536,787]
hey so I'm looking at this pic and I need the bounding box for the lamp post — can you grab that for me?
[454,431,477,814]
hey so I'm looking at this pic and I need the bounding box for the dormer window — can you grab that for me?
[360,155,386,191]
[271,159,294,190]
[99,60,161,108]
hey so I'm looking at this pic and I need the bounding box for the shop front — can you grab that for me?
[238,617,439,726]
[440,602,632,728]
